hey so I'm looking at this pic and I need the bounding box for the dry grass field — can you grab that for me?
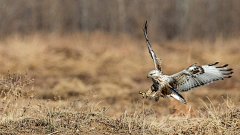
[0,32,239,134]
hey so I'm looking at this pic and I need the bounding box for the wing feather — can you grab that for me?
[169,87,187,104]
[144,21,162,72]
[169,62,233,92]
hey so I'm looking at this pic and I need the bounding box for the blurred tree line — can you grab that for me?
[0,0,239,41]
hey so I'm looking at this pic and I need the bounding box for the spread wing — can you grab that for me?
[169,62,233,92]
[144,21,162,72]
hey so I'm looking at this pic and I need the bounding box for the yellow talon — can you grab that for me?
[139,91,145,98]
[145,94,149,98]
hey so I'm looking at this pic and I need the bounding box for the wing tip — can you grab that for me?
[222,64,229,67]
[208,62,219,66]
[178,96,187,104]
[144,20,148,31]
[222,71,234,75]
[216,64,229,68]
[143,20,149,41]
[180,97,187,104]
[220,68,233,71]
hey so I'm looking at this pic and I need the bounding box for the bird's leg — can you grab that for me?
[139,85,155,99]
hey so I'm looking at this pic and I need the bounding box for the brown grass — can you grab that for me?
[0,32,239,134]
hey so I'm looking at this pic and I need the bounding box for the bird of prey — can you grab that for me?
[139,21,233,104]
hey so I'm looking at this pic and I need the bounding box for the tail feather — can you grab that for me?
[169,87,187,104]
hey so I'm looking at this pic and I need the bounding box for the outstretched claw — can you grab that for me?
[139,91,149,99]
[139,91,145,98]
[146,93,149,98]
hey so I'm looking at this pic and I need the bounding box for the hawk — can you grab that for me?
[139,21,233,104]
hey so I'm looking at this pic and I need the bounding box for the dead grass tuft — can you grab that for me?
[0,33,239,134]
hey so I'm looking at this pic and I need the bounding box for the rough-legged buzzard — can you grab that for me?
[139,21,233,104]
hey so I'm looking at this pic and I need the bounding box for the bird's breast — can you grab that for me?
[152,76,172,96]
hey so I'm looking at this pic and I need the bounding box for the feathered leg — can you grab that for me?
[139,85,155,98]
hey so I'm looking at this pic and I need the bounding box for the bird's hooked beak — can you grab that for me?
[147,74,151,78]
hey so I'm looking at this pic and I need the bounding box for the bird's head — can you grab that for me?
[147,70,161,79]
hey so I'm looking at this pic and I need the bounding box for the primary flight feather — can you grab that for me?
[139,21,233,104]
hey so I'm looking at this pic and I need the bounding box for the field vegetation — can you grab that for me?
[0,33,239,134]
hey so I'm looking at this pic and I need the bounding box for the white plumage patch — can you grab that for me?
[171,94,186,104]
[170,62,233,92]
